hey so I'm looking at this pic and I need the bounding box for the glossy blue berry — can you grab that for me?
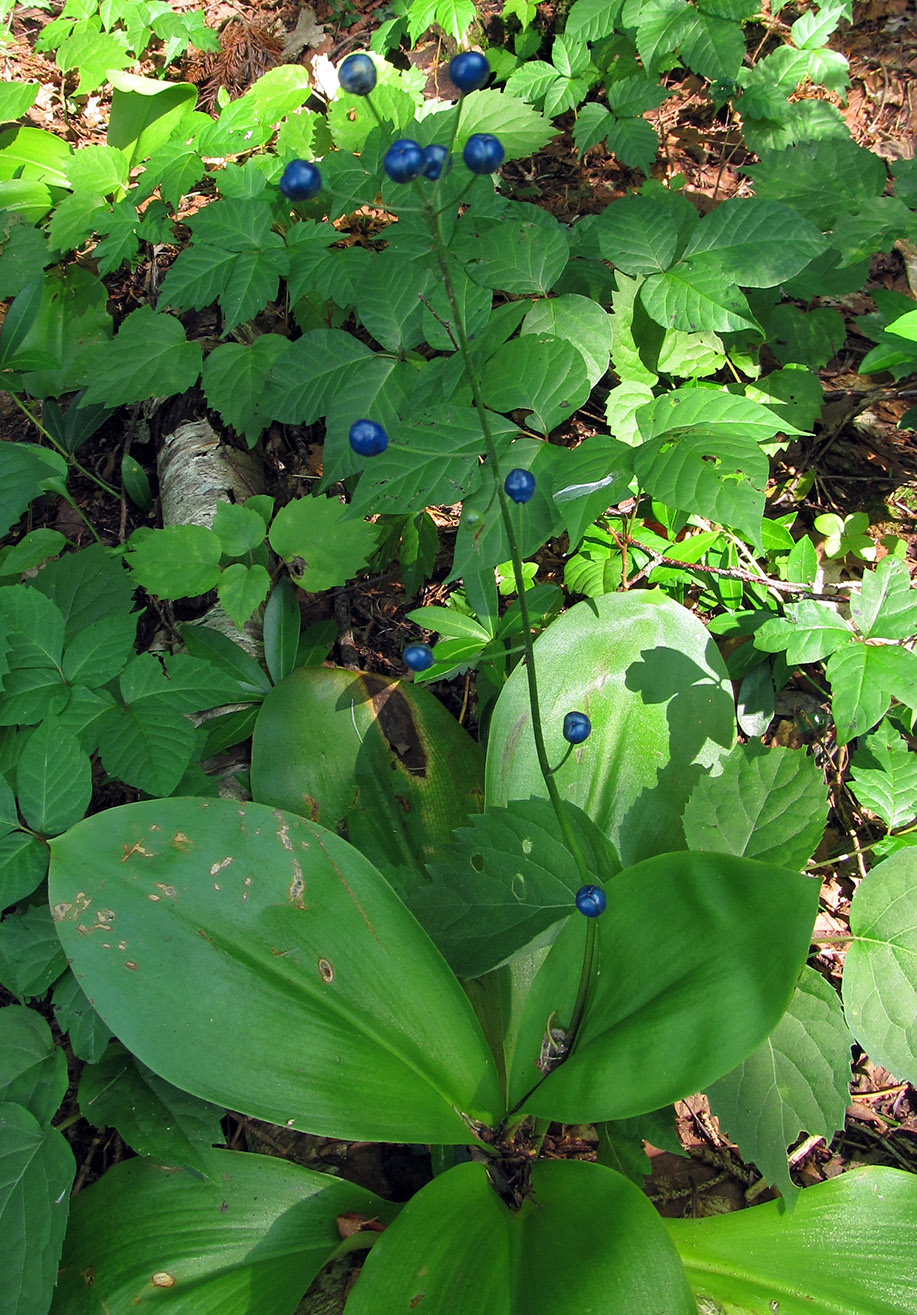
[422,143,451,180]
[575,885,607,918]
[563,711,591,745]
[463,133,504,174]
[384,139,425,183]
[349,419,388,456]
[449,51,490,93]
[339,53,376,95]
[279,160,321,201]
[403,643,434,672]
[504,468,536,504]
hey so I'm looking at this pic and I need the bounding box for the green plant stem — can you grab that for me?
[424,184,600,1066]
[11,392,120,499]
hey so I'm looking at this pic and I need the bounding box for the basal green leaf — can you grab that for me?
[347,1160,695,1315]
[52,1149,397,1315]
[842,850,917,1084]
[262,576,301,686]
[510,850,817,1122]
[668,1167,917,1314]
[180,625,271,696]
[682,741,827,869]
[0,1102,72,1315]
[48,798,502,1141]
[706,967,851,1204]
[486,592,735,867]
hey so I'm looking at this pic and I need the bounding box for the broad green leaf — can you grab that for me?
[0,774,16,832]
[48,798,502,1142]
[767,303,846,369]
[480,335,590,434]
[522,293,612,386]
[409,799,620,978]
[850,720,917,830]
[825,643,902,745]
[96,667,200,797]
[81,305,202,407]
[486,592,735,867]
[605,115,660,174]
[0,82,39,121]
[201,335,289,448]
[107,71,198,169]
[842,850,917,1084]
[641,261,759,333]
[456,219,570,296]
[347,406,517,518]
[679,9,745,81]
[251,666,484,880]
[0,1102,73,1315]
[706,967,851,1204]
[682,198,827,287]
[33,543,134,642]
[17,265,110,398]
[509,850,817,1122]
[258,328,374,426]
[682,741,827,869]
[126,524,223,598]
[0,833,49,911]
[16,721,92,836]
[0,903,66,1000]
[79,1042,224,1171]
[347,1159,695,1315]
[445,88,557,159]
[52,1149,396,1315]
[262,576,301,686]
[668,1167,917,1314]
[211,501,267,558]
[0,443,68,539]
[268,496,376,592]
[754,600,852,664]
[0,530,66,582]
[353,246,433,353]
[51,970,111,1064]
[0,1007,67,1125]
[421,264,493,351]
[746,139,886,229]
[217,562,270,628]
[180,624,271,697]
[851,556,917,640]
[567,0,625,41]
[633,0,693,76]
[596,191,686,274]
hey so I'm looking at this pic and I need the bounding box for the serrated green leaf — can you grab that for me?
[0,904,66,1001]
[16,721,92,837]
[126,524,223,599]
[706,967,850,1204]
[755,600,852,665]
[605,116,659,174]
[850,721,917,830]
[596,191,685,274]
[0,1008,67,1125]
[79,1042,224,1170]
[33,543,134,642]
[683,741,827,869]
[825,643,903,745]
[353,247,433,353]
[480,335,590,435]
[851,556,917,640]
[456,218,570,296]
[843,850,917,1083]
[201,334,289,447]
[683,198,827,287]
[0,833,49,912]
[258,328,374,426]
[51,970,111,1064]
[641,260,759,333]
[211,501,267,558]
[81,305,201,407]
[61,613,137,688]
[0,1102,73,1315]
[678,9,745,81]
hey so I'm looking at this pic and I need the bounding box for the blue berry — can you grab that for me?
[504,468,536,504]
[339,53,376,95]
[463,133,504,174]
[403,643,434,672]
[422,143,451,180]
[449,51,490,93]
[563,711,591,745]
[575,885,607,918]
[349,419,388,456]
[384,139,425,183]
[279,160,321,201]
